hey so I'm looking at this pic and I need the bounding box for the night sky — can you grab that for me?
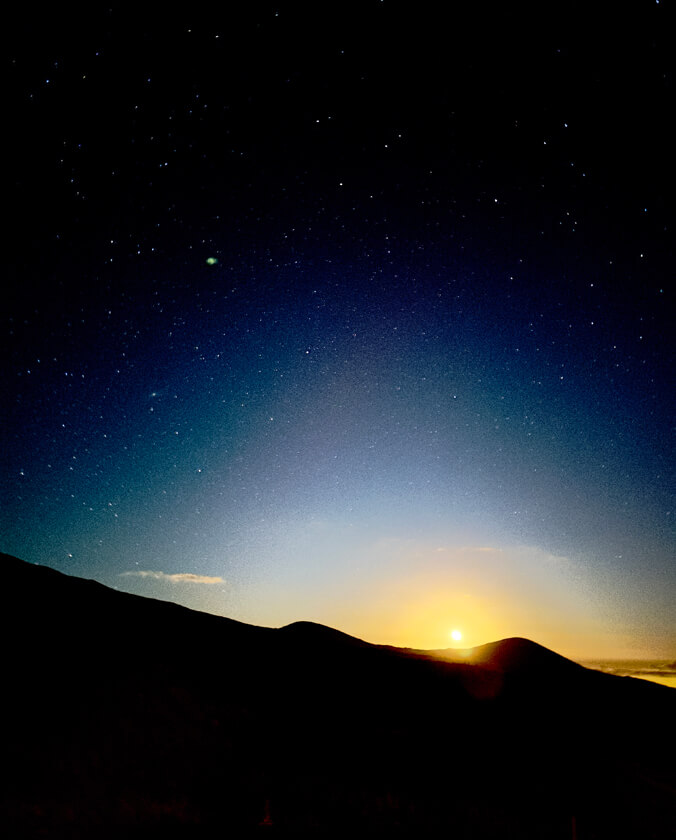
[3,2,674,658]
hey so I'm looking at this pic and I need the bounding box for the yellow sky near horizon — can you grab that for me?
[122,536,674,661]
[257,543,625,659]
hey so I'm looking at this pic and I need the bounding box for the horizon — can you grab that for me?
[8,552,675,667]
[3,5,675,666]
[6,550,676,689]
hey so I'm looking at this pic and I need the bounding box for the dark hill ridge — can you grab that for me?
[280,619,373,648]
[394,635,586,675]
[1,553,675,838]
[2,550,266,640]
[452,636,586,673]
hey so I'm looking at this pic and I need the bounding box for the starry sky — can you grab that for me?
[3,2,674,659]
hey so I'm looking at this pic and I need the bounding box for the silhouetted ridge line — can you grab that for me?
[2,553,674,838]
[466,636,586,673]
[279,620,371,647]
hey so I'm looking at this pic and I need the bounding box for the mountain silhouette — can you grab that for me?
[1,553,674,838]
[401,635,586,673]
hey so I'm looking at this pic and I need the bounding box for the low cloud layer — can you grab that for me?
[121,570,225,585]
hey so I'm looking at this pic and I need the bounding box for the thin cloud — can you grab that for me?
[121,570,225,585]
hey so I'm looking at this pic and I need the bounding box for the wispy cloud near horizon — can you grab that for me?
[120,570,225,585]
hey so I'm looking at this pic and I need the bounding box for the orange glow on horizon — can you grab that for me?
[220,541,670,661]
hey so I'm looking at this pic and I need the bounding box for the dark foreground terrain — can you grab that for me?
[1,553,674,838]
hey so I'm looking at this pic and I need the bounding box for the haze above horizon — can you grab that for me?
[2,4,674,661]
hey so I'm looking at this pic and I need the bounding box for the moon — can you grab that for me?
[451,629,462,642]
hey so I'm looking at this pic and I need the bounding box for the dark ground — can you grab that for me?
[2,553,675,837]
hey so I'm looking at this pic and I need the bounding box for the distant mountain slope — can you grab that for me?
[280,619,373,647]
[455,636,585,672]
[398,635,586,674]
[2,551,265,640]
[1,553,674,838]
